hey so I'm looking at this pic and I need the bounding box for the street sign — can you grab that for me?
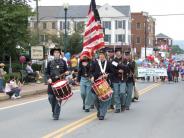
[30,46,44,60]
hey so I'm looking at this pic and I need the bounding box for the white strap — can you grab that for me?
[98,60,107,74]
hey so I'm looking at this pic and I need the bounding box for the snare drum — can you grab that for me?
[51,80,73,100]
[92,79,113,101]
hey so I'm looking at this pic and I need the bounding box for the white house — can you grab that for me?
[29,4,131,48]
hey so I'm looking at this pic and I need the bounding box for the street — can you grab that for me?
[0,81,184,138]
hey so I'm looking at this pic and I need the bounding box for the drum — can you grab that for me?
[51,80,73,100]
[92,79,113,101]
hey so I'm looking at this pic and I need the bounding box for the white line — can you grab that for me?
[0,97,47,111]
[0,90,80,111]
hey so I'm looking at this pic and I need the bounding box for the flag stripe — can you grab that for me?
[84,38,104,48]
[84,24,102,38]
[80,0,104,59]
[83,33,104,47]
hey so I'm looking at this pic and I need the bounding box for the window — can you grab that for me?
[136,22,141,29]
[123,20,126,29]
[74,21,85,32]
[34,22,37,29]
[136,37,141,44]
[104,35,111,43]
[43,22,47,29]
[60,21,63,30]
[115,34,125,42]
[40,34,48,42]
[115,21,122,29]
[28,23,30,27]
[103,21,111,30]
[63,21,70,30]
[52,22,56,29]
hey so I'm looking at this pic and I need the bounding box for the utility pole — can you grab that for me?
[145,20,147,59]
[36,0,39,44]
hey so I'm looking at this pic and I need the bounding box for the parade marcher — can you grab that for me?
[132,61,139,102]
[77,56,94,112]
[123,50,136,110]
[111,50,127,113]
[91,49,113,120]
[107,49,115,109]
[47,47,68,120]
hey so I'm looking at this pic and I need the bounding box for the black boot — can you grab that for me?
[99,116,104,120]
[121,106,126,112]
[90,105,95,109]
[110,105,114,109]
[85,109,90,112]
[114,109,121,113]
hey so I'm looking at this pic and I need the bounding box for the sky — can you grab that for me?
[29,0,184,40]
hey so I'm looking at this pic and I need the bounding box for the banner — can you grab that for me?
[138,67,167,77]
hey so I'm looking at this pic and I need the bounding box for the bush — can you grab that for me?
[32,64,42,71]
[4,72,21,84]
[4,63,26,73]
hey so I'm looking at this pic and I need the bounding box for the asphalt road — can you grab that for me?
[0,81,183,138]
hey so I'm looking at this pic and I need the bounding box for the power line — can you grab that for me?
[150,13,184,16]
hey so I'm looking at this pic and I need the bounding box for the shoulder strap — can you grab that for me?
[97,60,107,74]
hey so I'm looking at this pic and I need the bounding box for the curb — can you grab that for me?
[0,87,80,102]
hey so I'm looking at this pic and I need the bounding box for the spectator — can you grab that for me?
[71,55,78,71]
[43,54,49,85]
[0,63,6,92]
[167,63,172,82]
[5,76,21,99]
[26,61,41,83]
[180,62,184,81]
[68,69,79,86]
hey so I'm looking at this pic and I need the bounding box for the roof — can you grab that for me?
[31,5,130,20]
[156,33,172,39]
[112,6,130,17]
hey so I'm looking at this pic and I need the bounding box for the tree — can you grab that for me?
[0,0,33,62]
[171,45,184,54]
[67,32,83,55]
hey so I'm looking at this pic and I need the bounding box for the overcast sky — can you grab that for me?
[30,0,184,40]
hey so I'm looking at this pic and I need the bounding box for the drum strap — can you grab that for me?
[98,60,107,74]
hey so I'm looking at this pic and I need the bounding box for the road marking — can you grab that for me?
[0,97,47,111]
[43,112,97,138]
[0,90,79,111]
[43,83,161,138]
[139,83,161,95]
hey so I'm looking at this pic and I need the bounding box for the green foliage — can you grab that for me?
[32,64,42,71]
[4,63,26,73]
[67,33,83,55]
[0,0,34,62]
[4,72,21,84]
[171,45,184,54]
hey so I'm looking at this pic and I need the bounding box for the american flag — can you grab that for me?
[80,0,104,60]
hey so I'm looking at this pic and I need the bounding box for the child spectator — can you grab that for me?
[5,76,21,99]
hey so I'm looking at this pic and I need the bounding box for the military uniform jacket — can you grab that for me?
[123,59,135,83]
[77,61,92,82]
[91,60,113,82]
[111,57,128,83]
[47,58,68,82]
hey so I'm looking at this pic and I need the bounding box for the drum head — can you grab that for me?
[52,80,67,88]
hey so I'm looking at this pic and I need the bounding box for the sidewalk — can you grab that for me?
[0,83,80,101]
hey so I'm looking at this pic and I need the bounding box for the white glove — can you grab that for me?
[48,79,52,84]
